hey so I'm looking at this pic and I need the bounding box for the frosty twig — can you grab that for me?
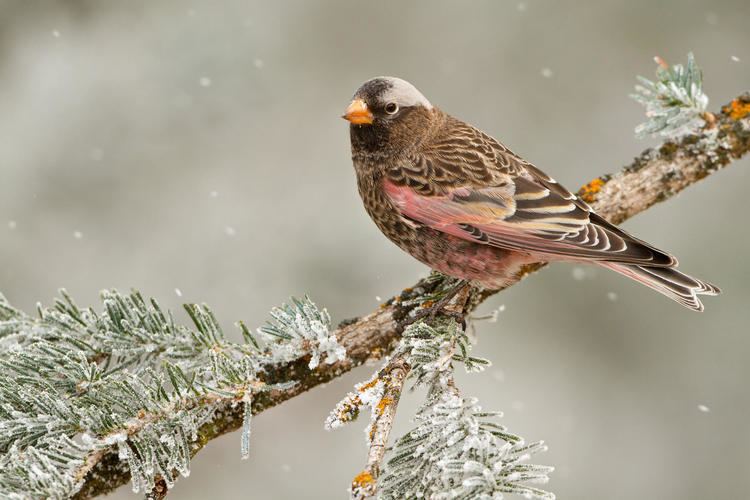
[349,356,410,500]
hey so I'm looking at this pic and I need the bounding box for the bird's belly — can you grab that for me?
[372,209,532,289]
[408,229,534,289]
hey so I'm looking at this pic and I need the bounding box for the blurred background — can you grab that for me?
[1,1,748,498]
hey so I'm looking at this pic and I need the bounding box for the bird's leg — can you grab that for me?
[406,279,470,327]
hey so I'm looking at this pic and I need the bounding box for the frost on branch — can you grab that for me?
[379,393,554,500]
[0,290,321,497]
[401,320,489,391]
[631,52,709,139]
[328,319,553,499]
[325,372,384,432]
[258,296,346,369]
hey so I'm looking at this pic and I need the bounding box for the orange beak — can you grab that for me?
[342,98,374,125]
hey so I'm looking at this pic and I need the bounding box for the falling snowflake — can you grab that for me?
[571,267,586,281]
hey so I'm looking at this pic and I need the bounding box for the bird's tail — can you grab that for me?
[601,263,720,312]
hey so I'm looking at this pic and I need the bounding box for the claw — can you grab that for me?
[403,279,470,328]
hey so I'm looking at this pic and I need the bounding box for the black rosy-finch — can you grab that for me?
[343,76,720,311]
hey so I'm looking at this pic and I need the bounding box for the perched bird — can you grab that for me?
[343,76,720,311]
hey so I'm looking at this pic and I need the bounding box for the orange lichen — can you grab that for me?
[421,300,435,308]
[376,396,393,414]
[352,470,375,489]
[358,378,380,392]
[578,177,606,203]
[723,99,750,120]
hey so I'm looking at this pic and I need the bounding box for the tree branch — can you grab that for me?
[349,355,410,500]
[74,93,750,499]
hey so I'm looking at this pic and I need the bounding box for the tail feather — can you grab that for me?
[602,263,720,312]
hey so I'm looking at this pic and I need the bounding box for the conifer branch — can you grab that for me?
[3,83,749,497]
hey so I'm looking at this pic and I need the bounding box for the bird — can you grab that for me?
[342,76,720,311]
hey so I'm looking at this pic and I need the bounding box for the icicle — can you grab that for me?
[240,398,252,460]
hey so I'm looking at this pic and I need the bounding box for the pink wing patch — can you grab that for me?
[383,178,675,266]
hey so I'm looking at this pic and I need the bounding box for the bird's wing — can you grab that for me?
[384,121,676,266]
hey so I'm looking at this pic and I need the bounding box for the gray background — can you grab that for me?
[1,1,748,499]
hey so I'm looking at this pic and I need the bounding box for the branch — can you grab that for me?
[75,93,750,498]
[349,355,410,500]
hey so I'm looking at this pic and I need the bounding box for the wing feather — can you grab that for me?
[383,118,676,266]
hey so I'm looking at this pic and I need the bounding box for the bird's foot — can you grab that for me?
[404,279,470,329]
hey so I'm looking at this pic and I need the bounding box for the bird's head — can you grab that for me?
[344,76,435,156]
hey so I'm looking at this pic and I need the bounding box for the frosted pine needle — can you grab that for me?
[631,52,709,139]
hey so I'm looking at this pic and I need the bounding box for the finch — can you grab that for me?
[343,76,720,311]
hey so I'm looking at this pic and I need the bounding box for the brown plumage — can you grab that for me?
[344,76,719,311]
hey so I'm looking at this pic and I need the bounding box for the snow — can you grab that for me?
[607,292,618,302]
[571,267,586,281]
[210,190,219,198]
[540,68,554,79]
[697,404,710,413]
[103,431,128,445]
[731,55,740,62]
[199,76,212,87]
[174,288,183,297]
[73,231,83,240]
[224,226,236,237]
[8,220,16,230]
[51,30,60,38]
[253,58,265,69]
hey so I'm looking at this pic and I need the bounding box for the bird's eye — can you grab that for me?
[384,102,399,115]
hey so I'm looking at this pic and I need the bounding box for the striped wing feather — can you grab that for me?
[384,118,676,267]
